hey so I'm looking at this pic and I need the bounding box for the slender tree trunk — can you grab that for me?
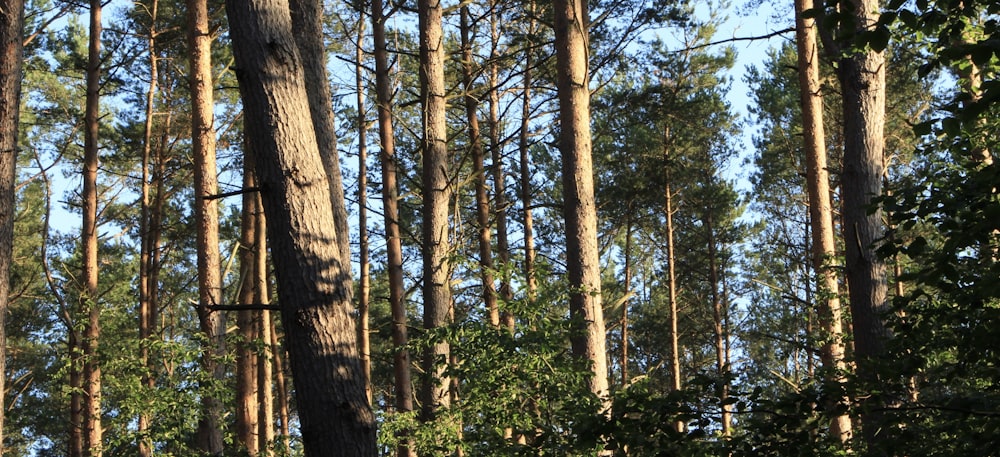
[356,16,373,406]
[138,4,159,453]
[795,0,852,442]
[706,213,732,437]
[461,5,499,327]
[82,1,103,453]
[237,161,261,456]
[289,0,351,263]
[225,1,377,454]
[519,1,537,302]
[553,0,611,408]
[665,179,683,433]
[487,2,513,330]
[371,1,415,454]
[271,316,291,456]
[418,0,453,421]
[0,0,25,451]
[187,0,226,451]
[251,176,274,456]
[835,0,889,453]
[622,216,632,385]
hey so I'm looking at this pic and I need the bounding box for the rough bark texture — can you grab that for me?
[82,1,103,453]
[418,0,453,421]
[0,0,24,451]
[371,1,415,454]
[289,0,351,263]
[553,0,610,405]
[795,0,852,442]
[835,0,889,452]
[461,6,499,327]
[186,0,226,451]
[225,1,377,455]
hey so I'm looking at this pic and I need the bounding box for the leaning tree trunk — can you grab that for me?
[835,0,889,453]
[186,0,226,451]
[553,0,610,408]
[795,0,852,443]
[82,1,103,453]
[372,0,416,454]
[0,0,24,451]
[418,0,453,422]
[225,1,377,455]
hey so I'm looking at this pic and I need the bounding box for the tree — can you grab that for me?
[418,0,453,422]
[553,0,611,410]
[0,0,25,451]
[224,0,377,455]
[795,0,852,443]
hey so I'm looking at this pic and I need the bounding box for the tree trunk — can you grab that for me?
[461,5,499,327]
[356,15,373,406]
[82,0,103,453]
[519,1,537,302]
[795,0,852,443]
[418,0,453,421]
[289,0,351,263]
[553,0,610,408]
[487,2,513,330]
[225,1,377,455]
[253,186,274,457]
[665,180,683,433]
[271,315,292,456]
[237,161,261,456]
[371,0,415,454]
[187,0,226,451]
[622,216,632,385]
[706,213,732,437]
[0,0,24,451]
[835,0,889,453]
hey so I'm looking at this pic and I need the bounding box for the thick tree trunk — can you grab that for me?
[461,5,499,327]
[0,0,24,451]
[186,0,226,451]
[82,1,103,453]
[836,0,889,453]
[418,0,453,421]
[289,0,351,263]
[371,1,415,454]
[795,0,853,443]
[226,1,376,454]
[553,0,610,407]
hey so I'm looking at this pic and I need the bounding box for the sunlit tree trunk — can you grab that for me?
[795,0,852,443]
[0,0,24,451]
[706,213,732,437]
[519,1,538,302]
[355,15,373,406]
[82,1,103,453]
[187,0,226,451]
[622,216,632,385]
[271,316,291,455]
[554,0,610,409]
[487,2,513,329]
[237,161,261,456]
[418,0,453,421]
[225,1,376,454]
[372,0,415,453]
[665,174,682,433]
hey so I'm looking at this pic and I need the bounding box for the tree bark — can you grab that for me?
[289,0,351,263]
[225,1,377,455]
[418,0,453,421]
[795,0,852,443]
[237,161,261,456]
[834,0,889,453]
[186,0,226,451]
[371,0,415,454]
[553,0,610,408]
[706,213,732,437]
[518,1,538,303]
[0,0,24,451]
[665,178,683,433]
[82,1,103,453]
[487,2,513,330]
